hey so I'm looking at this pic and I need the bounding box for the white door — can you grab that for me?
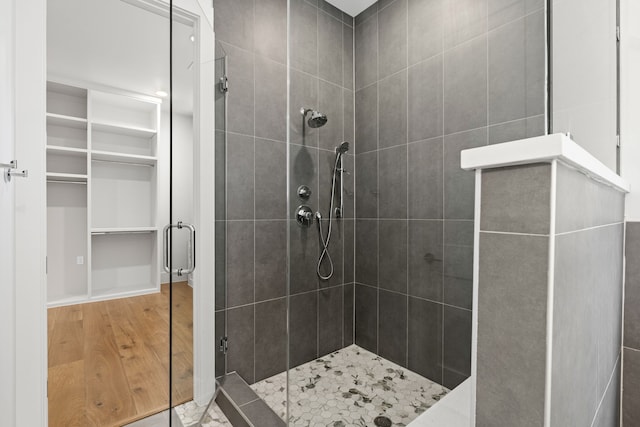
[6,0,48,425]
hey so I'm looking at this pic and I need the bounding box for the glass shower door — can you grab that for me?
[168,0,217,424]
[45,1,174,426]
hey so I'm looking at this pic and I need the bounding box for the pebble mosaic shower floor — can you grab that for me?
[252,345,449,426]
[177,345,449,426]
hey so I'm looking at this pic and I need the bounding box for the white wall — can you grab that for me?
[621,0,640,220]
[158,110,195,283]
[0,0,16,424]
[552,0,618,171]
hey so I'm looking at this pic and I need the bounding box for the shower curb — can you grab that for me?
[216,372,286,427]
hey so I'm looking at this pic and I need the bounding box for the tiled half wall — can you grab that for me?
[476,161,625,427]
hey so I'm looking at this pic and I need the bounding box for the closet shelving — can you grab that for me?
[46,80,162,307]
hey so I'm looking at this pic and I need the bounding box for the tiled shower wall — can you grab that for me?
[624,223,640,424]
[352,0,546,389]
[287,0,356,369]
[213,0,355,385]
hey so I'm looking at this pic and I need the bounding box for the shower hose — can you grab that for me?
[316,152,342,280]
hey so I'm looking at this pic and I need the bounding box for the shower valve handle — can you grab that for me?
[296,205,314,228]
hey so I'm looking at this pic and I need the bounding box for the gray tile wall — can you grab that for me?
[476,162,625,427]
[288,0,356,370]
[623,223,640,425]
[353,0,546,390]
[551,163,624,427]
[213,0,355,385]
[476,163,551,427]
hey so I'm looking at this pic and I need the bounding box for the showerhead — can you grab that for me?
[336,141,349,155]
[301,108,328,128]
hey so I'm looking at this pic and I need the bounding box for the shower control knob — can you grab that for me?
[297,185,312,200]
[296,205,314,228]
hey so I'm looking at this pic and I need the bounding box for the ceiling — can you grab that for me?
[48,0,196,114]
[325,0,377,17]
[47,0,372,115]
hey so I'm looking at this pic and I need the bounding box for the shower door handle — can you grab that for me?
[163,221,197,277]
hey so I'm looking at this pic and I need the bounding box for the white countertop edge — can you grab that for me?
[460,133,630,193]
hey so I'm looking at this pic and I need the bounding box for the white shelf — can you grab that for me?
[47,81,161,306]
[46,145,88,157]
[91,227,158,234]
[91,150,157,166]
[46,172,88,182]
[46,113,88,129]
[47,82,87,119]
[92,121,157,138]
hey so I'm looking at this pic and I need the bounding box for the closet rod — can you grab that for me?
[92,159,155,167]
[47,180,87,185]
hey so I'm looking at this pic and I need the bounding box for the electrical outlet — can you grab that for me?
[77,256,84,265]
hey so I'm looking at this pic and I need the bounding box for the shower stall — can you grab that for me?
[210,0,545,425]
[209,0,620,426]
[31,0,620,425]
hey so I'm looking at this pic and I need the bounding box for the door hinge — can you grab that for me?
[219,336,228,354]
[617,26,621,42]
[219,76,229,94]
[617,134,621,147]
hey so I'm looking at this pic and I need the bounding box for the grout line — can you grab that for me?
[219,219,289,223]
[441,4,446,383]
[354,8,377,29]
[225,295,288,314]
[237,397,262,408]
[285,0,292,421]
[376,5,381,357]
[479,229,550,237]
[351,13,356,351]
[590,354,621,427]
[315,2,321,363]
[355,120,510,155]
[317,4,346,25]
[405,0,410,368]
[252,0,257,386]
[355,282,473,312]
[348,218,474,222]
[378,0,399,14]
[226,130,286,145]
[217,387,256,427]
[554,222,626,236]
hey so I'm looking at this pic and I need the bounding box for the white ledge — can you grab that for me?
[461,133,630,193]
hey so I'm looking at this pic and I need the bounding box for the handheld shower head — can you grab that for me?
[301,108,328,128]
[336,141,349,155]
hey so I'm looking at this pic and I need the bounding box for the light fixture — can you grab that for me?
[189,34,195,42]
[155,90,168,98]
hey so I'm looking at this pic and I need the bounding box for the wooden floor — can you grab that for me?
[48,283,193,427]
